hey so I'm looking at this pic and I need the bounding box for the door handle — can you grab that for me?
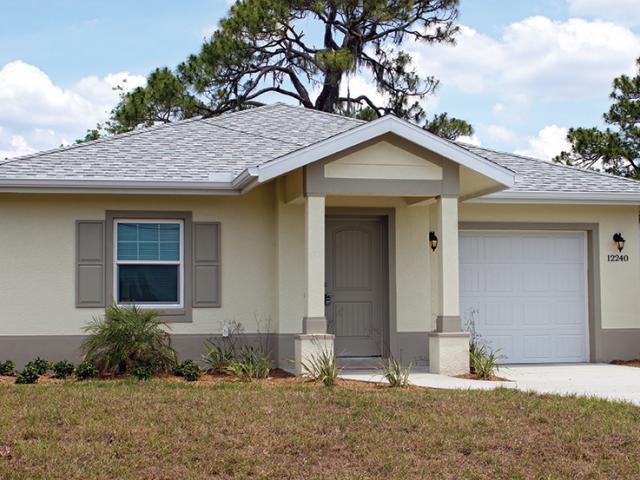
[324,293,332,306]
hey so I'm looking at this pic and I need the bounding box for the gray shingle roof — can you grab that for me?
[457,143,640,195]
[0,103,363,182]
[1,102,640,199]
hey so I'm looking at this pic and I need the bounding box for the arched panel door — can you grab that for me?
[325,216,388,357]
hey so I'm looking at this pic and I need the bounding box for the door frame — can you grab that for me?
[326,207,395,359]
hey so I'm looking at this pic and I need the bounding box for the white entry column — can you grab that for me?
[294,194,334,375]
[428,196,470,375]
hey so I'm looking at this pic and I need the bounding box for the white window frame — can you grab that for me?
[113,218,184,309]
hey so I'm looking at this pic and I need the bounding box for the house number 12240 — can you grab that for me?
[608,254,629,262]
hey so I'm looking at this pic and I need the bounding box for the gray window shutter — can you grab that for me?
[192,222,221,307]
[76,220,106,307]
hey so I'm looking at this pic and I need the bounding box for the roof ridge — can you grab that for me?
[202,117,306,147]
[272,101,367,125]
[0,104,279,166]
[457,142,640,185]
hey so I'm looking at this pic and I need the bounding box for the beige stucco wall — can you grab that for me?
[324,140,443,180]
[0,186,277,336]
[459,203,640,329]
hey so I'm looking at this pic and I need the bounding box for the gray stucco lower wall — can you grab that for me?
[0,333,296,370]
[4,329,636,370]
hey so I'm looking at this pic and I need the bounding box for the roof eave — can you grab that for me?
[0,178,246,196]
[468,191,640,205]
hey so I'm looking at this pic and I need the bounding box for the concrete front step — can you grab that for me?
[337,356,383,370]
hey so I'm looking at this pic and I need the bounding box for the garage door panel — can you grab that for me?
[556,335,587,359]
[460,231,588,364]
[523,302,552,326]
[555,302,586,326]
[485,266,515,292]
[482,335,514,360]
[523,335,553,360]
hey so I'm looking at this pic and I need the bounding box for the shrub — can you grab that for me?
[52,360,75,379]
[380,357,411,388]
[0,360,15,376]
[226,347,271,382]
[470,345,500,379]
[75,361,98,380]
[202,342,235,374]
[177,361,202,382]
[132,366,153,381]
[15,365,40,384]
[25,357,51,376]
[300,346,339,387]
[82,304,177,375]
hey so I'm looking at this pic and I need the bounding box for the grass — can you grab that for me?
[0,377,639,479]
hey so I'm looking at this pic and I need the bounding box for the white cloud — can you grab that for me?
[568,0,640,25]
[483,124,519,144]
[514,125,570,160]
[457,133,481,146]
[0,60,145,158]
[410,17,640,108]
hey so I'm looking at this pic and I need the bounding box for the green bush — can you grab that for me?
[469,343,501,379]
[25,357,51,376]
[0,360,15,376]
[82,304,177,375]
[380,357,411,388]
[202,342,235,374]
[177,361,202,382]
[132,366,153,381]
[300,346,339,387]
[226,347,271,382]
[15,365,40,384]
[75,361,98,380]
[52,360,75,379]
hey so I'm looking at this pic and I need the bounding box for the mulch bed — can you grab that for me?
[611,359,640,368]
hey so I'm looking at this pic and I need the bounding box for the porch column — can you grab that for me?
[294,194,334,375]
[303,194,327,333]
[429,196,470,375]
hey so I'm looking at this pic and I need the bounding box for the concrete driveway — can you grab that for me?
[341,363,640,405]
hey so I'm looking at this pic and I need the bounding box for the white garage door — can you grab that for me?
[459,231,588,364]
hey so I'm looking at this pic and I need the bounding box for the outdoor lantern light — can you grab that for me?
[613,233,626,252]
[429,231,438,251]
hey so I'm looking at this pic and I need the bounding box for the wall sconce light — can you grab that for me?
[429,231,438,251]
[613,233,626,252]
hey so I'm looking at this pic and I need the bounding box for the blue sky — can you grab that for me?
[1,0,640,159]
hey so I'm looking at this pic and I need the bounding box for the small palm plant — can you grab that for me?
[380,357,411,388]
[82,304,177,375]
[300,346,340,387]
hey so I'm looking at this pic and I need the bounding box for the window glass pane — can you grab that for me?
[137,224,158,242]
[138,242,160,260]
[116,222,181,261]
[118,265,179,303]
[159,224,180,242]
[118,223,138,242]
[117,242,138,260]
[159,242,180,261]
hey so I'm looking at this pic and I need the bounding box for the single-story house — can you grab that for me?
[1,103,639,374]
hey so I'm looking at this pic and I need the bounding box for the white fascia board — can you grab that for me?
[468,190,640,205]
[255,115,517,187]
[0,178,243,195]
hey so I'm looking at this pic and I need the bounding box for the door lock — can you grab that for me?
[324,293,332,306]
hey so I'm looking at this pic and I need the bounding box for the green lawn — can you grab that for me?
[0,378,639,479]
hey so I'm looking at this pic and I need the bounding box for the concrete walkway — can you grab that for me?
[341,363,640,405]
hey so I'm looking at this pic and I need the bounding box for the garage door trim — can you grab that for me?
[459,222,600,362]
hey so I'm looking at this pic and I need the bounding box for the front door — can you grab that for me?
[325,216,388,357]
